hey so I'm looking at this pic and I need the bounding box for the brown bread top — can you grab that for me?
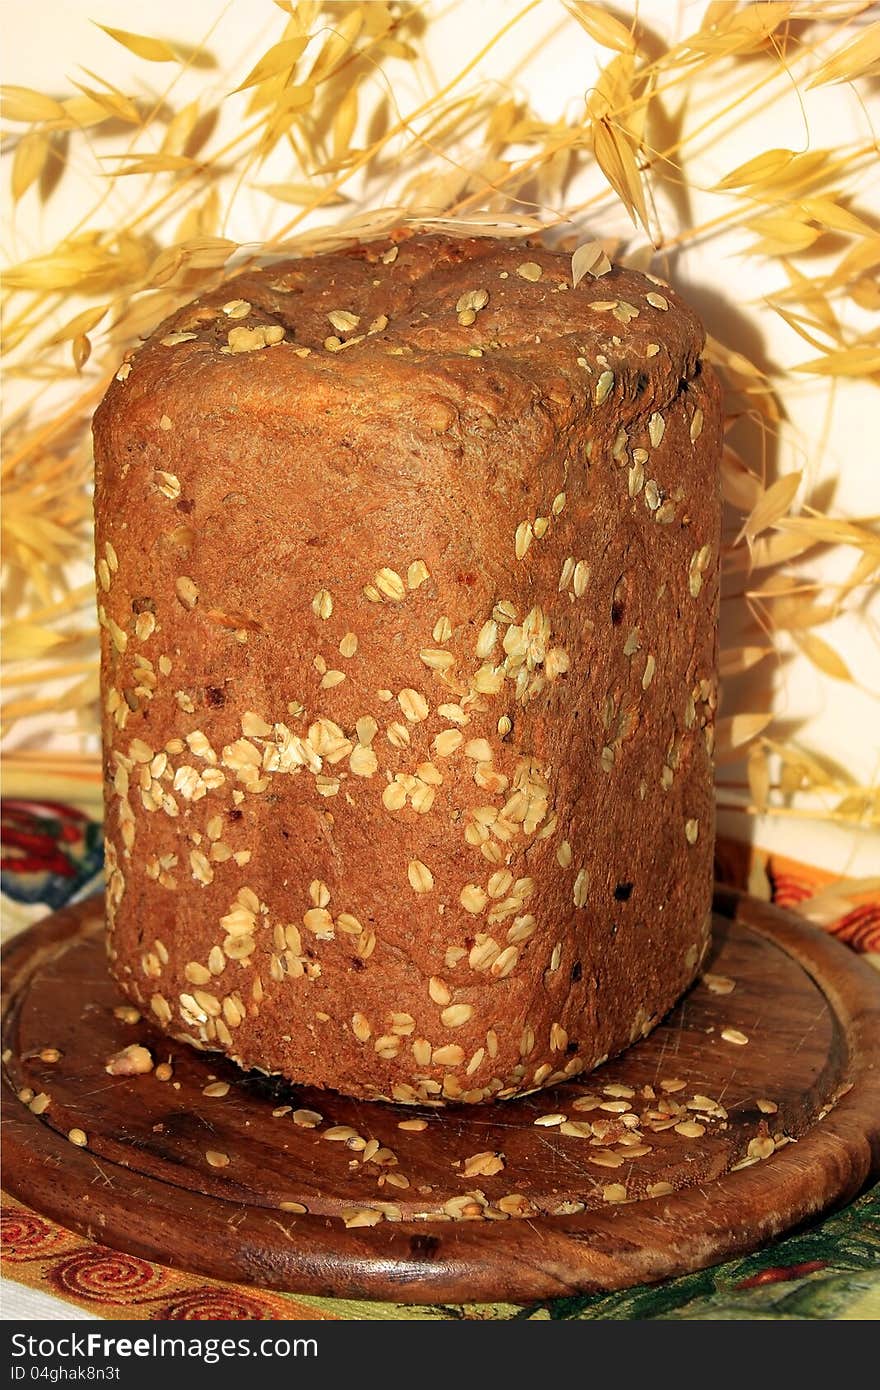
[98,237,706,452]
[94,233,721,1105]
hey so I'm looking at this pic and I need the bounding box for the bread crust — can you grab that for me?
[93,234,721,1104]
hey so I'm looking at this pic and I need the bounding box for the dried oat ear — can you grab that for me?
[2,4,872,870]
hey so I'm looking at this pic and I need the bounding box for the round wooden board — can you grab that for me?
[2,887,879,1305]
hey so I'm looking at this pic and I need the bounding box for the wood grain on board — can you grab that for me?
[2,888,878,1303]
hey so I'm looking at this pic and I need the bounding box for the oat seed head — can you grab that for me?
[3,0,875,895]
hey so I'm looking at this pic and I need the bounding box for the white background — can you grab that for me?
[2,0,878,876]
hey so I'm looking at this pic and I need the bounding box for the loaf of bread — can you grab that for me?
[93,232,721,1105]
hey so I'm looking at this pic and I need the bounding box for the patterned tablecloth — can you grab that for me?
[2,800,878,1322]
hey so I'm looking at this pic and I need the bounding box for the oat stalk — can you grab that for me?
[1,0,877,830]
